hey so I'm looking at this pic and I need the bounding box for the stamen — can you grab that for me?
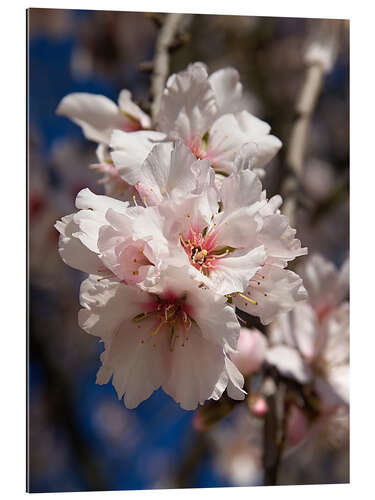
[169,325,177,351]
[96,275,113,281]
[152,319,167,336]
[132,311,155,322]
[237,293,258,306]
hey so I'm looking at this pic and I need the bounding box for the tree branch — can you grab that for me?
[281,21,340,225]
[262,377,289,486]
[150,13,184,124]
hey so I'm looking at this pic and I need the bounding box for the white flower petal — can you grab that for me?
[158,62,217,139]
[78,276,147,339]
[301,254,349,312]
[220,168,264,213]
[291,302,321,360]
[55,215,103,274]
[325,364,349,406]
[56,93,125,144]
[75,188,129,213]
[213,207,261,249]
[235,265,307,325]
[210,245,266,295]
[162,324,227,410]
[322,303,350,366]
[110,130,167,189]
[266,345,312,383]
[225,355,246,401]
[208,67,243,115]
[207,111,281,174]
[258,214,307,261]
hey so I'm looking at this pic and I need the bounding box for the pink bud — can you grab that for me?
[231,328,267,376]
[249,394,268,416]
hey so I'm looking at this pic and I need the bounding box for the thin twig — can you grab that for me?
[281,21,340,225]
[262,377,290,486]
[150,13,184,124]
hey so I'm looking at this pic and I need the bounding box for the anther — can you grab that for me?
[237,293,258,306]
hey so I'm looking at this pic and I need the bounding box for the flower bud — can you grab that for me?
[231,328,267,376]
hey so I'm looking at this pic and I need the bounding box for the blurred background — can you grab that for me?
[27,8,349,493]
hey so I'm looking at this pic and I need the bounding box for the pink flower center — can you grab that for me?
[120,110,143,132]
[132,293,193,352]
[119,244,151,284]
[180,226,231,276]
[186,135,216,164]
[122,120,142,133]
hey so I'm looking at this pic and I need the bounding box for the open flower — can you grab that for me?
[57,63,282,200]
[56,90,160,200]
[79,266,245,410]
[115,140,306,317]
[111,139,214,207]
[157,62,282,175]
[110,63,282,185]
[54,188,173,287]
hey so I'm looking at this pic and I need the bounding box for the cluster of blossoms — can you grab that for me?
[55,63,307,410]
[230,254,349,446]
[267,254,349,444]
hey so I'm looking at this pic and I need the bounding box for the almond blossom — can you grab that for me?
[56,89,161,199]
[110,63,282,191]
[114,139,307,321]
[54,187,175,287]
[78,267,245,410]
[266,254,349,411]
[55,137,307,410]
[156,62,282,175]
[56,63,282,200]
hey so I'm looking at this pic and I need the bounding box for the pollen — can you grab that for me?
[132,270,139,276]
